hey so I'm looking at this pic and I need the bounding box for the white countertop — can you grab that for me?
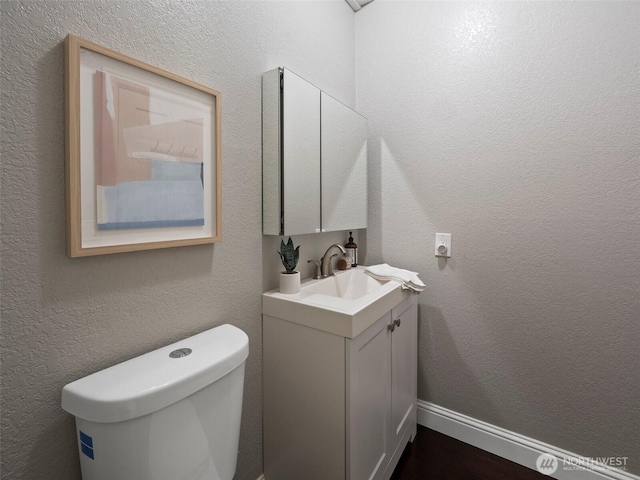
[262,267,411,338]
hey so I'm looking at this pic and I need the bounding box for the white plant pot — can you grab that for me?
[279,271,300,294]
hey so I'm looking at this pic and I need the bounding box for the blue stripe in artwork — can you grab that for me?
[150,160,202,182]
[98,180,204,230]
[97,219,205,230]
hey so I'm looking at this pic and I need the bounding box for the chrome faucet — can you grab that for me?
[320,244,346,277]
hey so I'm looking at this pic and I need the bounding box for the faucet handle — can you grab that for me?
[327,254,339,277]
[307,259,322,279]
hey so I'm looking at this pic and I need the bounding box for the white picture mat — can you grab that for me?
[79,48,216,249]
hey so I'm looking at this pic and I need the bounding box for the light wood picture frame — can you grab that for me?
[65,34,221,257]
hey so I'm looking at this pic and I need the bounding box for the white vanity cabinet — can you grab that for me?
[263,294,417,480]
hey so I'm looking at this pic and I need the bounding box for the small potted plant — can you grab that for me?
[278,237,300,294]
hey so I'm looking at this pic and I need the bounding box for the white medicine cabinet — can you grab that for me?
[262,67,367,235]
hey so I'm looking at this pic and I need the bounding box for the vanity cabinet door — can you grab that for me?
[390,297,418,454]
[348,312,392,480]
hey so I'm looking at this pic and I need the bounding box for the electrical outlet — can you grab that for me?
[435,233,452,257]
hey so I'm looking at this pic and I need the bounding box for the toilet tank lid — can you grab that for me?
[61,324,249,424]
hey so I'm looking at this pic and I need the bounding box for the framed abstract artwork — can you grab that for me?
[65,34,221,257]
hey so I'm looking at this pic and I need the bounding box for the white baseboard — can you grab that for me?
[256,475,265,480]
[417,400,638,480]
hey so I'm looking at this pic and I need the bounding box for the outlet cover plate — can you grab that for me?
[435,233,452,257]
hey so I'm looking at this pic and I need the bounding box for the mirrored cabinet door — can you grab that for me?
[321,92,367,232]
[262,67,367,235]
[283,70,321,235]
[262,69,281,235]
[263,68,320,235]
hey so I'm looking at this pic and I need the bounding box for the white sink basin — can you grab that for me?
[262,267,411,338]
[301,268,386,300]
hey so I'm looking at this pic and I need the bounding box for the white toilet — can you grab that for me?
[61,324,249,480]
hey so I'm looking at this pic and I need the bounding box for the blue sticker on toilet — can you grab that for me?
[79,431,94,459]
[79,430,93,448]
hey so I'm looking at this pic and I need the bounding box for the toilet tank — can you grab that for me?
[61,324,249,480]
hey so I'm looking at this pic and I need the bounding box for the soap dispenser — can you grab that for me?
[345,232,358,267]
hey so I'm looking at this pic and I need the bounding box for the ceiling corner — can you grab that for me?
[345,0,374,13]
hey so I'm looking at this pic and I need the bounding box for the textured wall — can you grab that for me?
[356,1,640,474]
[0,1,355,479]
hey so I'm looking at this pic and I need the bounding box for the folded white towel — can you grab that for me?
[364,263,425,293]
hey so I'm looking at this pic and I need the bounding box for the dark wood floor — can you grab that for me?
[391,426,549,480]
